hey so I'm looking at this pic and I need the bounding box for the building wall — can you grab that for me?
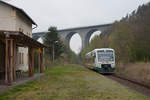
[0,3,33,72]
[0,3,32,35]
[0,3,16,31]
[15,11,32,37]
[15,10,32,72]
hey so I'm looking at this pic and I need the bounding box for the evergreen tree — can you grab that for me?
[43,26,64,60]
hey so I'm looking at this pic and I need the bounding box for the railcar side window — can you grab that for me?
[106,50,113,53]
[99,50,104,53]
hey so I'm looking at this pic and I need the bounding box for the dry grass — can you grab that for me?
[116,62,150,83]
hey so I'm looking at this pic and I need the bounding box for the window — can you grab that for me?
[106,50,113,53]
[27,54,29,64]
[19,53,24,65]
[22,53,24,64]
[19,53,21,64]
[98,53,114,62]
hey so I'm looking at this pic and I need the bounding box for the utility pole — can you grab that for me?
[52,41,58,62]
[53,43,54,62]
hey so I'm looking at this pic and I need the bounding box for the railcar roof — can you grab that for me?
[93,48,114,51]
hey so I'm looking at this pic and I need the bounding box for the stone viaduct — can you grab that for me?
[32,24,112,49]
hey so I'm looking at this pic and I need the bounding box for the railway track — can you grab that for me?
[111,74,150,89]
[83,65,150,97]
[105,74,150,97]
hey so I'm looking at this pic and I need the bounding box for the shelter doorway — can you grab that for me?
[0,40,5,81]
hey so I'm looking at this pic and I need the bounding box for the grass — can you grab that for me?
[0,64,150,100]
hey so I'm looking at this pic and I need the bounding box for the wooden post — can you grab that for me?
[5,39,8,84]
[31,48,34,76]
[13,41,16,81]
[28,47,32,77]
[6,39,11,85]
[28,47,34,77]
[5,39,14,85]
[10,39,14,82]
[40,48,43,73]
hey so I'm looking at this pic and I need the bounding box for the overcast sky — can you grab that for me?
[6,0,150,54]
[8,0,150,32]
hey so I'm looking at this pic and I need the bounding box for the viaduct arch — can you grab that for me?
[32,24,112,49]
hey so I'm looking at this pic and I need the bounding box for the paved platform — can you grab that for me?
[0,73,44,94]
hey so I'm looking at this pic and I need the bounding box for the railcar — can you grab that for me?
[85,48,115,74]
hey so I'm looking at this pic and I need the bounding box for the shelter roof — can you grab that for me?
[0,30,46,48]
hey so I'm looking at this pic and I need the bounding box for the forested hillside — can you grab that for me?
[80,2,150,63]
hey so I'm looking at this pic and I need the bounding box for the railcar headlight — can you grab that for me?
[111,63,115,68]
[98,63,101,68]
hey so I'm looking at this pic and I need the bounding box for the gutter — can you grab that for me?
[32,24,38,30]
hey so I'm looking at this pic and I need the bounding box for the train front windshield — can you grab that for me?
[97,50,114,62]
